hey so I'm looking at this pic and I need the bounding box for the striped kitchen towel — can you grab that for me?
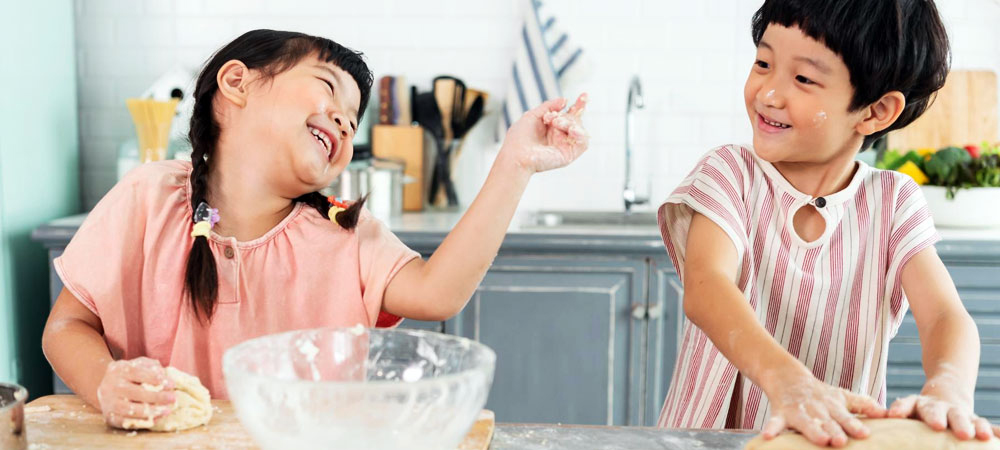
[496,0,588,140]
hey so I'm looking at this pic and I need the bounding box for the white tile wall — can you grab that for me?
[74,0,1000,211]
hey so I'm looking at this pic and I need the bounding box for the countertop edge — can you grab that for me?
[30,213,1000,262]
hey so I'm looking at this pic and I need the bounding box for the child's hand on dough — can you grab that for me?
[763,374,886,447]
[96,357,176,428]
[889,388,995,441]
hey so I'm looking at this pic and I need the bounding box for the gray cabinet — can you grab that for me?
[431,254,682,427]
[645,257,683,427]
[887,264,1000,422]
[444,255,647,426]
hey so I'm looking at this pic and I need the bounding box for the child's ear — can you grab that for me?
[856,91,906,137]
[216,59,250,108]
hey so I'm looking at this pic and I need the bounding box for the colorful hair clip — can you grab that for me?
[191,202,219,238]
[327,196,349,222]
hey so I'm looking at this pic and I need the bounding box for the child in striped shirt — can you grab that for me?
[656,0,999,446]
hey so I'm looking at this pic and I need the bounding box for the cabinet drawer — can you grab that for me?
[895,309,1000,343]
[946,266,1000,290]
[888,343,1000,374]
[887,342,1000,421]
[893,264,1000,341]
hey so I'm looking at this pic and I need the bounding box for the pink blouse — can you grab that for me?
[55,160,420,398]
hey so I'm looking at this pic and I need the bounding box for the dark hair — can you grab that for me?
[751,0,951,149]
[185,29,372,321]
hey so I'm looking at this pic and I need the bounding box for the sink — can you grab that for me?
[524,210,659,228]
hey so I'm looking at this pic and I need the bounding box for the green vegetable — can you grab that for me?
[877,143,1000,199]
[975,153,1000,188]
[923,147,974,199]
[982,141,999,156]
[886,150,924,171]
[877,149,903,170]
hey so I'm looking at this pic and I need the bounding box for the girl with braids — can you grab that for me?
[41,29,589,428]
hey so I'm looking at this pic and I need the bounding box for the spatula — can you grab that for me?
[433,77,456,147]
[450,79,467,143]
[412,89,452,207]
[449,90,488,168]
[431,76,462,206]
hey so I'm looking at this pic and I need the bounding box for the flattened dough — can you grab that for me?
[745,418,1000,449]
[121,366,212,431]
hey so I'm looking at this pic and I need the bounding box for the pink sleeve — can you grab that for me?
[356,210,421,327]
[53,169,151,317]
[884,175,941,320]
[887,176,941,280]
[657,146,750,283]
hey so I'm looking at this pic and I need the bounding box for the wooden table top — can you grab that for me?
[24,395,494,449]
[25,395,754,449]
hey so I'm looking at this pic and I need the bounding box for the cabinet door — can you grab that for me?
[446,255,644,426]
[644,257,682,427]
[887,264,1000,422]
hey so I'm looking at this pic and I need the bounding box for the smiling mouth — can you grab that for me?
[308,125,334,160]
[758,113,791,129]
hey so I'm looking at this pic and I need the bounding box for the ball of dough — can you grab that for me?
[744,418,1000,449]
[121,366,212,432]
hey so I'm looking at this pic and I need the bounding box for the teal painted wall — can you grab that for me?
[0,1,80,397]
[0,152,7,384]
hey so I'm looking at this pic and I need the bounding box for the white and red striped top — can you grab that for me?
[656,145,939,430]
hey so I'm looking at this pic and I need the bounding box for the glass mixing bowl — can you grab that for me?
[223,327,495,450]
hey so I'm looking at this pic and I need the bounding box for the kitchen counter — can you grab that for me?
[30,210,1000,260]
[23,395,755,450]
[391,211,1000,262]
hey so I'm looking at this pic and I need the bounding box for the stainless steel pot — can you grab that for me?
[0,383,27,450]
[326,158,407,221]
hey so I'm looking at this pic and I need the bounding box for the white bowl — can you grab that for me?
[223,327,495,450]
[922,185,1000,228]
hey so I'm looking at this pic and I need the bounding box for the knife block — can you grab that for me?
[372,125,424,211]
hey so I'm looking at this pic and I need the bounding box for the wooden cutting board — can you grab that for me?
[372,124,424,211]
[459,410,495,450]
[887,70,998,150]
[24,395,494,449]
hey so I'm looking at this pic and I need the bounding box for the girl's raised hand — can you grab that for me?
[500,94,589,174]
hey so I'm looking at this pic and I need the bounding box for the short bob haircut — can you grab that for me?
[752,0,951,149]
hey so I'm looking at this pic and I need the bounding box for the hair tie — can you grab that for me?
[327,196,349,223]
[191,202,220,238]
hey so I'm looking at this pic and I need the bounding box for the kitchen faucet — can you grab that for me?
[624,75,648,214]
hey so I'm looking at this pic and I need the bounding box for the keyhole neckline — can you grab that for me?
[787,200,833,248]
[750,148,870,209]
